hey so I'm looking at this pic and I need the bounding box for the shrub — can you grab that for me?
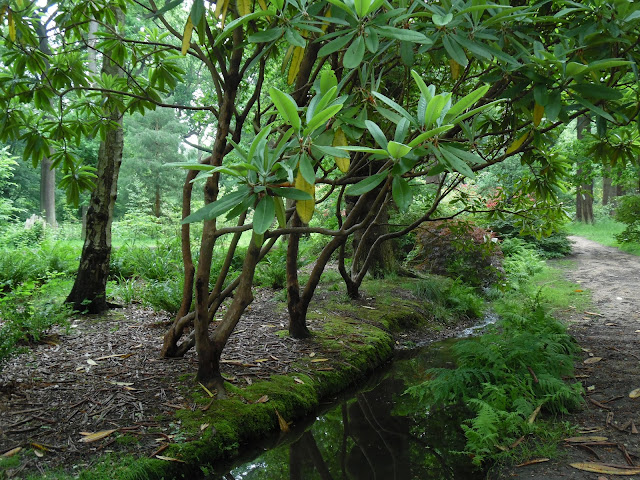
[254,247,287,289]
[489,218,572,259]
[409,220,504,288]
[614,195,640,244]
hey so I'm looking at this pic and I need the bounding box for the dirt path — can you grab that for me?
[503,236,640,479]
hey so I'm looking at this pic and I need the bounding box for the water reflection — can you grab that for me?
[208,340,483,480]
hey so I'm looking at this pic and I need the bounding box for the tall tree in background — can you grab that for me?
[576,116,594,223]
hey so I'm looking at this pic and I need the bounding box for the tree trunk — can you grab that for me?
[287,213,311,339]
[154,183,161,217]
[197,236,261,392]
[40,157,56,227]
[66,9,125,313]
[602,174,612,206]
[352,202,394,278]
[576,116,594,223]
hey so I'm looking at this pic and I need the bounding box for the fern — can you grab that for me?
[407,305,583,465]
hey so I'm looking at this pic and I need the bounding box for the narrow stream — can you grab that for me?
[203,327,494,480]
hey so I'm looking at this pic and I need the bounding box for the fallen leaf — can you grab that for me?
[79,429,117,443]
[33,448,44,458]
[574,289,583,292]
[293,377,304,384]
[570,463,640,475]
[198,382,215,398]
[309,352,316,357]
[155,455,185,463]
[86,359,98,366]
[311,358,329,362]
[256,395,269,403]
[605,323,617,326]
[200,423,210,431]
[2,447,22,457]
[516,458,549,467]
[587,385,596,392]
[629,388,640,399]
[96,354,126,360]
[584,357,602,364]
[254,358,269,363]
[565,436,608,443]
[528,404,542,424]
[275,409,290,432]
[109,381,134,386]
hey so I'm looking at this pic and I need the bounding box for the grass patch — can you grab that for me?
[565,219,640,256]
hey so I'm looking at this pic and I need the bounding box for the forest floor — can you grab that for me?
[0,276,471,478]
[501,236,640,479]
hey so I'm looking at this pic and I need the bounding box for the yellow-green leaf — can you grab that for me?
[295,170,315,223]
[275,409,290,432]
[274,196,286,227]
[288,46,305,86]
[505,132,530,155]
[332,128,350,173]
[533,103,544,127]
[449,59,460,80]
[564,436,608,443]
[8,10,16,42]
[198,382,215,397]
[79,429,117,443]
[237,0,251,16]
[281,45,294,74]
[181,16,194,56]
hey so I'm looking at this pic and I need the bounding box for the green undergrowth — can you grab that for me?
[565,219,640,256]
[406,247,587,469]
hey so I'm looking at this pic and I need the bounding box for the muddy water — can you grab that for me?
[204,338,485,480]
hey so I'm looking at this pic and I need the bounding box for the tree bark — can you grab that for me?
[40,157,56,227]
[576,116,594,223]
[66,10,125,313]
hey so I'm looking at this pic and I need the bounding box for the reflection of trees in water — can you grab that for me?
[221,359,475,480]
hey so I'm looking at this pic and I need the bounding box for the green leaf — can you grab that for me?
[442,35,468,67]
[284,28,306,47]
[304,103,343,135]
[318,33,354,57]
[570,83,623,100]
[343,35,365,69]
[269,87,301,131]
[336,146,388,155]
[432,13,453,26]
[274,196,286,227]
[571,95,615,122]
[299,154,316,184]
[439,145,475,178]
[365,120,388,149]
[249,27,284,43]
[182,187,251,224]
[392,176,412,211]
[253,196,275,234]
[319,69,338,95]
[533,84,549,106]
[345,172,387,196]
[408,124,454,148]
[376,26,430,44]
[213,10,274,47]
[364,26,379,53]
[248,124,273,163]
[545,91,562,121]
[387,140,411,159]
[445,98,504,124]
[371,91,414,123]
[190,0,206,26]
[410,70,433,103]
[445,85,490,121]
[424,95,446,128]
[269,187,313,200]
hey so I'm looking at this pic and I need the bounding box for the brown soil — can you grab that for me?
[499,236,640,479]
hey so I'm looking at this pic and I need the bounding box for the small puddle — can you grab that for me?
[202,319,495,480]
